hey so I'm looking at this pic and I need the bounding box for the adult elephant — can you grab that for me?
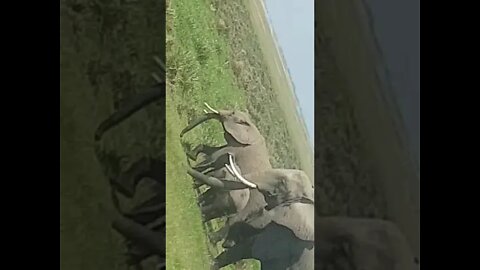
[181,105,272,224]
[180,103,272,175]
[187,157,314,270]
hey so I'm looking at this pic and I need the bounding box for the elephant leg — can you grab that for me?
[198,188,217,207]
[213,237,254,269]
[201,204,226,222]
[186,144,222,160]
[201,194,236,222]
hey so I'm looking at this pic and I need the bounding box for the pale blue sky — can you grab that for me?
[263,0,314,146]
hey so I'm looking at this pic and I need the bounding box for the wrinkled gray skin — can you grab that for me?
[197,166,250,222]
[181,108,272,225]
[315,217,419,270]
[180,108,272,175]
[188,166,314,270]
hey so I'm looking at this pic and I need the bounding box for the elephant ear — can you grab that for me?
[271,203,314,241]
[223,117,261,145]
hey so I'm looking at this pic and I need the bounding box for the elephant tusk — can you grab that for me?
[225,164,235,176]
[203,109,209,114]
[228,154,257,188]
[204,102,219,114]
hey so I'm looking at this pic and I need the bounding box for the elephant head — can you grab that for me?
[187,154,314,241]
[180,103,262,145]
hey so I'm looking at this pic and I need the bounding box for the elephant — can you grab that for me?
[187,156,314,270]
[180,103,272,175]
[180,104,273,224]
[314,217,419,270]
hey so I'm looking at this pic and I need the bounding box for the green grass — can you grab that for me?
[166,100,213,269]
[166,0,260,269]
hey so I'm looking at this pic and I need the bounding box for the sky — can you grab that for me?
[263,0,314,147]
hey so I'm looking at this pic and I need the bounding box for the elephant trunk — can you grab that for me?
[94,84,164,141]
[180,113,219,137]
[112,214,165,256]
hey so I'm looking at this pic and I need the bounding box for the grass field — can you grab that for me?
[165,0,314,268]
[165,0,264,268]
